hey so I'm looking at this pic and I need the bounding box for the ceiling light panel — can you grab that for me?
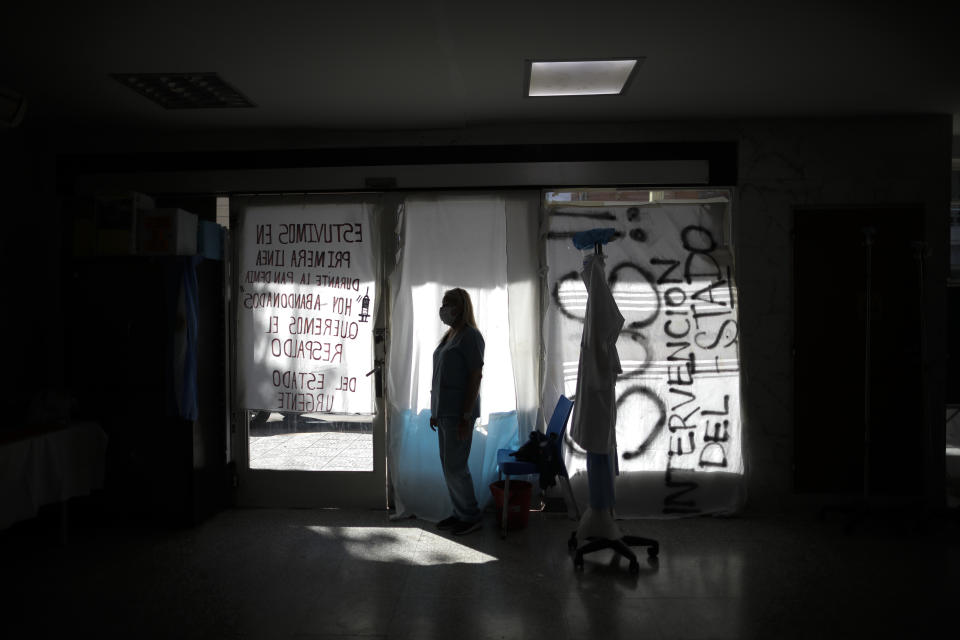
[111,72,256,109]
[527,59,641,97]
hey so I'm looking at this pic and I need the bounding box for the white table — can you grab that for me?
[0,421,108,531]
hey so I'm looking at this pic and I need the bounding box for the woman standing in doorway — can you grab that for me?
[430,288,485,535]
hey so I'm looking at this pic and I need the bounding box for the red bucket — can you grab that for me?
[489,480,533,530]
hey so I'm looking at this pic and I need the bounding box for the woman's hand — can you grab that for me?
[429,416,438,432]
[457,418,472,441]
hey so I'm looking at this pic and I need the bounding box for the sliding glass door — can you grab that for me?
[232,194,393,508]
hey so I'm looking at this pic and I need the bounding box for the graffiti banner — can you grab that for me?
[237,202,377,415]
[544,202,745,516]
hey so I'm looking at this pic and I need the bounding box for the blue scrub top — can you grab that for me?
[431,325,484,419]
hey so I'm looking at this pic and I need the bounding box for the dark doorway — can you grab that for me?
[793,207,925,496]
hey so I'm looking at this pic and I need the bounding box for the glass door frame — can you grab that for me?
[231,193,401,509]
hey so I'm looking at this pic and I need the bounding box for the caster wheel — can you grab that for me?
[647,545,659,558]
[629,560,640,574]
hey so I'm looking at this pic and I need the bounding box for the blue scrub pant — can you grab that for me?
[587,452,616,510]
[437,416,481,522]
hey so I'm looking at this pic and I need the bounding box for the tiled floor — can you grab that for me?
[5,502,958,639]
[250,432,374,471]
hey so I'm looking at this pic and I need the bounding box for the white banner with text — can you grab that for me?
[237,201,377,415]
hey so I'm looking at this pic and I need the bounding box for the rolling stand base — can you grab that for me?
[568,532,659,574]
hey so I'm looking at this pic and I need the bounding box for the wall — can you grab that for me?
[51,114,952,513]
[732,117,950,509]
[0,126,64,411]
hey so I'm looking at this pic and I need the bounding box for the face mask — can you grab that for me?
[439,304,457,326]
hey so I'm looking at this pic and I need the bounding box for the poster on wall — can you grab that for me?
[237,202,377,415]
[544,197,744,516]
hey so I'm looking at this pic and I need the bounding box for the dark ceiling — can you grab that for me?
[1,1,958,135]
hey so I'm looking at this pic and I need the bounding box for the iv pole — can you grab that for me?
[911,239,934,518]
[862,226,875,507]
[566,229,659,573]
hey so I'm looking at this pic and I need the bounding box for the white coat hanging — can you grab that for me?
[570,252,624,454]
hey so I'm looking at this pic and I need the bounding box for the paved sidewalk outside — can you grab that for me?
[249,431,373,471]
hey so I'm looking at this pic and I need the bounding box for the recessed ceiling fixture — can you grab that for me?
[111,72,256,109]
[526,58,642,97]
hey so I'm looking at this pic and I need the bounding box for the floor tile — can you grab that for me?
[3,504,957,639]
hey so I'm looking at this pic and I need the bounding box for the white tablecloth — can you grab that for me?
[0,421,108,530]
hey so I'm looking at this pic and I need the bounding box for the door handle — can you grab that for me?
[366,359,384,397]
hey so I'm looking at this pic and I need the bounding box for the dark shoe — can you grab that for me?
[451,519,482,536]
[437,515,460,530]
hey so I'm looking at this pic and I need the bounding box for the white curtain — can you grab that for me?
[505,193,543,437]
[387,193,538,522]
[543,201,746,517]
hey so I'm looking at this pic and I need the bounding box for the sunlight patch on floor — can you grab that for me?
[306,526,498,566]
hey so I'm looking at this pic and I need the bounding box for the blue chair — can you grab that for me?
[496,395,581,539]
